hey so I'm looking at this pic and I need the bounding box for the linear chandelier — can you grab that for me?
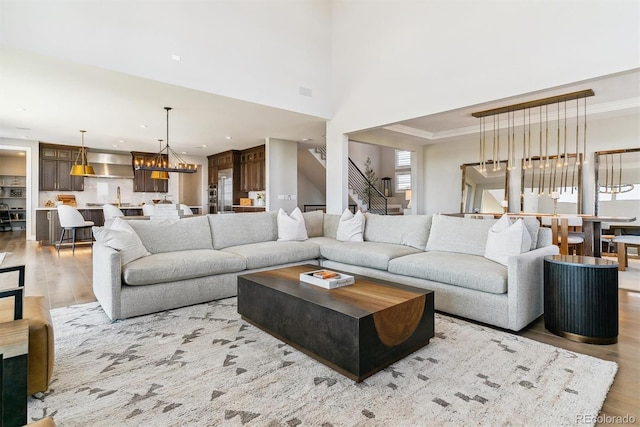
[134,107,197,176]
[600,152,634,194]
[70,130,95,176]
[473,90,594,197]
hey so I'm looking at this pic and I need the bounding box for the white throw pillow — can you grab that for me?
[336,209,365,242]
[484,215,532,266]
[277,207,308,241]
[92,217,151,265]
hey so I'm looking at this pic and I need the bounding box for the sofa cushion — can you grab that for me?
[320,241,421,270]
[388,251,508,294]
[484,216,531,266]
[303,210,324,237]
[93,218,150,265]
[209,211,277,249]
[221,241,321,270]
[122,249,246,286]
[336,209,365,242]
[323,214,340,239]
[126,216,213,254]
[277,207,308,241]
[426,214,496,256]
[364,213,432,250]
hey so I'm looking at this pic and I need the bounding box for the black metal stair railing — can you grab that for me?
[315,146,388,215]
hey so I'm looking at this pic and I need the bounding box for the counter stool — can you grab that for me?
[56,205,94,254]
[0,265,55,395]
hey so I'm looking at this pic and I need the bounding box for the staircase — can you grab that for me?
[311,147,388,214]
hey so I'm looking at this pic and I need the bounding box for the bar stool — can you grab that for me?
[56,205,94,254]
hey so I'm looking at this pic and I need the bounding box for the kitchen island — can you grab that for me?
[35,205,202,245]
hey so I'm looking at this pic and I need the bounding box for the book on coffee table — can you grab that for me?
[299,270,354,289]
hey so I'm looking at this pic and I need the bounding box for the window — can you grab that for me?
[394,150,412,192]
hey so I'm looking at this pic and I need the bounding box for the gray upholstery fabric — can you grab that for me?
[364,213,432,250]
[122,249,246,286]
[323,214,340,239]
[320,240,421,270]
[209,211,277,249]
[537,227,552,248]
[426,214,496,255]
[320,260,510,329]
[221,241,321,270]
[302,211,324,237]
[388,251,508,294]
[126,216,213,254]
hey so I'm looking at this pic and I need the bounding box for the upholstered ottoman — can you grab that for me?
[0,295,55,395]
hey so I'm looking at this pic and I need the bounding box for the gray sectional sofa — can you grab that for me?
[92,211,559,331]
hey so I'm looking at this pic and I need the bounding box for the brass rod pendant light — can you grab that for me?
[70,130,95,176]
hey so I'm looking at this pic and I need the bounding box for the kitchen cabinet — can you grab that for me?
[207,150,242,207]
[36,208,105,245]
[131,152,168,193]
[240,145,265,192]
[232,206,266,213]
[39,143,84,191]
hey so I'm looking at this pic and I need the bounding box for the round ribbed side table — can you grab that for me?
[543,255,618,344]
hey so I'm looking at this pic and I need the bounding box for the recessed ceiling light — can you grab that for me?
[181,151,188,154]
[119,140,125,143]
[201,144,208,148]
[15,108,27,112]
[139,124,148,128]
[112,144,119,148]
[225,136,232,140]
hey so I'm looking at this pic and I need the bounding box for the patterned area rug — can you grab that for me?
[28,299,617,426]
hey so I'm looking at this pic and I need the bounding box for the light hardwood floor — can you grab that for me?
[1,230,638,424]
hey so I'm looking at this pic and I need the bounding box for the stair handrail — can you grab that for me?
[315,146,388,215]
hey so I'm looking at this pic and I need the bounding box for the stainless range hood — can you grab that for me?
[86,151,135,179]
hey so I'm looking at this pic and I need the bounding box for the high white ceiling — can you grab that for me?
[1,47,638,157]
[0,48,328,156]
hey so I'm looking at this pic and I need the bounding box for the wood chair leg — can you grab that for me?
[616,241,627,271]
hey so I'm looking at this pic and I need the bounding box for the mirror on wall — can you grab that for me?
[595,148,640,223]
[520,154,582,214]
[460,161,509,213]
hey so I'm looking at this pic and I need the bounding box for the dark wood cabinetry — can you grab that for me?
[240,145,265,192]
[207,150,242,207]
[39,143,84,191]
[36,209,105,245]
[131,152,168,193]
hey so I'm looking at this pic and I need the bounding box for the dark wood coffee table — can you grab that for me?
[237,265,434,382]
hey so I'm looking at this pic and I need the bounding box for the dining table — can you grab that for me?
[457,212,637,257]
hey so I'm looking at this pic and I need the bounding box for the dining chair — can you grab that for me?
[541,216,585,255]
[179,204,194,215]
[56,205,94,254]
[613,234,640,271]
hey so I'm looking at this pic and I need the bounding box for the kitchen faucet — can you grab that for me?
[116,186,121,207]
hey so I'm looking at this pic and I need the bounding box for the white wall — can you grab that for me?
[326,0,639,213]
[330,0,639,133]
[0,0,332,118]
[423,113,640,215]
[266,138,298,212]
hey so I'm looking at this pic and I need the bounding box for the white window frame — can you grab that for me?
[394,150,412,192]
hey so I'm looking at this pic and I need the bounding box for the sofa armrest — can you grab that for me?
[92,244,123,321]
[507,244,559,331]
